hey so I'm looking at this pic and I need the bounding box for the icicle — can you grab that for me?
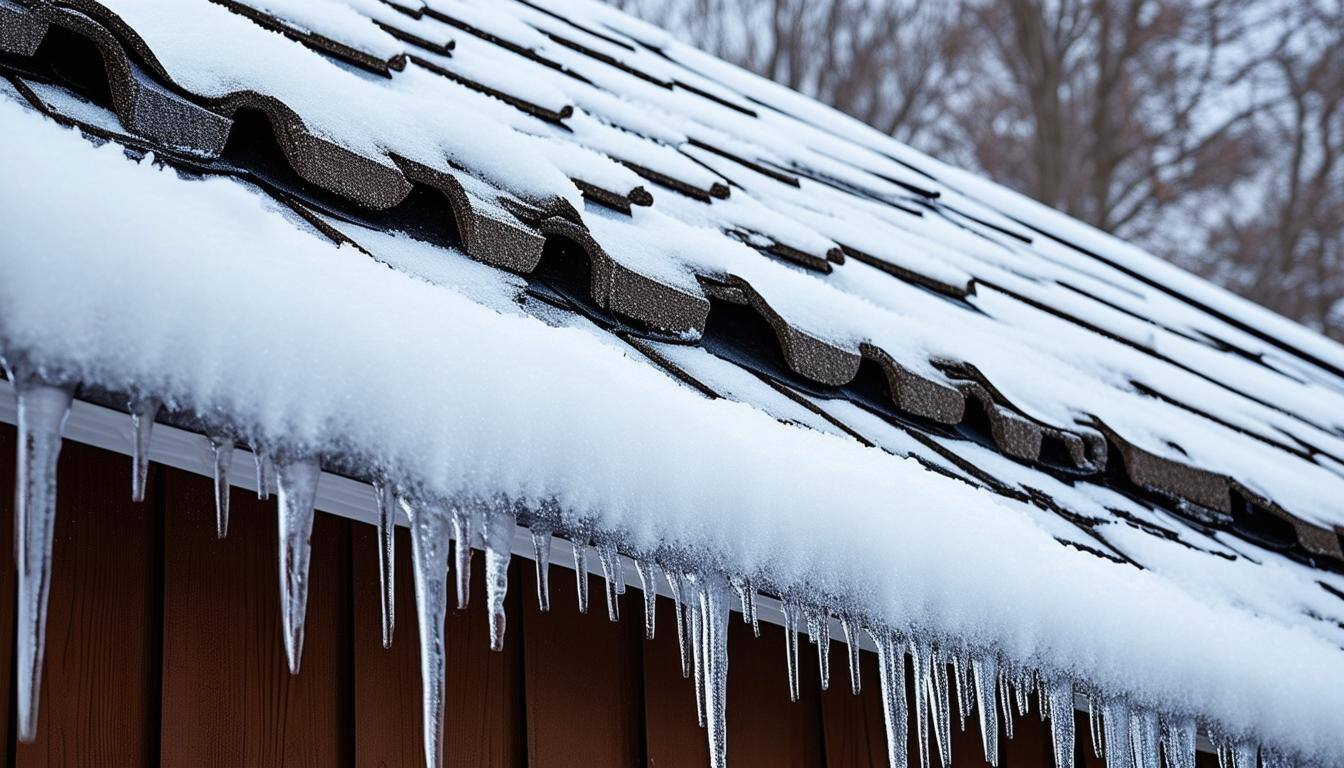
[781,597,801,703]
[929,645,953,768]
[251,445,271,500]
[371,478,396,649]
[529,524,553,612]
[808,606,831,692]
[1160,716,1196,768]
[399,496,452,768]
[1129,709,1160,768]
[596,539,621,622]
[664,567,691,678]
[1088,695,1104,759]
[481,511,513,652]
[128,394,160,503]
[572,538,590,614]
[450,507,473,610]
[11,376,73,743]
[1046,679,1075,768]
[953,650,974,732]
[746,588,759,637]
[841,614,862,695]
[1228,742,1258,768]
[635,558,658,640]
[688,578,706,727]
[275,454,320,675]
[1101,700,1133,768]
[972,654,1001,767]
[207,434,233,539]
[730,575,750,624]
[806,610,819,644]
[729,576,760,638]
[1259,748,1291,768]
[910,638,932,768]
[998,667,1016,740]
[871,630,909,768]
[699,577,731,768]
[1015,667,1032,717]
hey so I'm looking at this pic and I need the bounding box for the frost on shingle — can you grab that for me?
[4,0,1344,764]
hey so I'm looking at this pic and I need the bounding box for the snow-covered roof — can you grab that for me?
[1,0,1342,766]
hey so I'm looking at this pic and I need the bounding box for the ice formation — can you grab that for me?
[127,394,159,503]
[372,477,397,648]
[6,369,72,743]
[400,495,452,768]
[207,433,233,539]
[274,454,320,674]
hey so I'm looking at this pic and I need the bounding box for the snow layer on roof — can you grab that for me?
[2,93,1344,763]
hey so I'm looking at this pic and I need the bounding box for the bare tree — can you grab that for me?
[1197,0,1344,338]
[610,0,971,146]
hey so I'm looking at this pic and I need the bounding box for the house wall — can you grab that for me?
[0,424,1212,767]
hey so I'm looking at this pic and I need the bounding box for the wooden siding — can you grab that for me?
[0,426,1218,767]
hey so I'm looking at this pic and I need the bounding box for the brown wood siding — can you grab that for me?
[0,426,1117,767]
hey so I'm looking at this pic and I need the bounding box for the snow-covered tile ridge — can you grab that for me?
[1,92,1342,765]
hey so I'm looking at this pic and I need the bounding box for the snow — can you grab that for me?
[3,93,1344,763]
[95,0,580,207]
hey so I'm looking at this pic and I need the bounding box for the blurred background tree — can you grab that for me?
[608,0,1344,339]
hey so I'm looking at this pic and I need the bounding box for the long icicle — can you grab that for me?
[128,394,160,503]
[665,567,691,678]
[1046,678,1075,768]
[688,577,706,728]
[781,597,801,703]
[1089,695,1104,759]
[635,558,658,640]
[207,434,233,539]
[1129,709,1160,768]
[910,638,932,768]
[972,653,1000,767]
[274,454,321,675]
[12,376,73,743]
[813,608,831,692]
[399,495,451,768]
[871,630,909,768]
[930,644,952,768]
[450,507,473,609]
[1101,700,1133,768]
[572,538,590,614]
[999,667,1016,740]
[841,614,862,695]
[481,510,514,652]
[596,539,621,622]
[372,477,397,649]
[1160,715,1196,768]
[700,577,731,768]
[529,523,553,612]
[952,650,970,733]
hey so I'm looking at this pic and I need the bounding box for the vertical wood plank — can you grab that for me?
[820,641,887,767]
[1001,692,1053,768]
[642,594,708,767]
[14,439,159,767]
[351,524,524,768]
[158,466,351,768]
[522,563,643,767]
[726,617,826,767]
[0,424,17,764]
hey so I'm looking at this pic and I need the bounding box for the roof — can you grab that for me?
[0,0,1342,766]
